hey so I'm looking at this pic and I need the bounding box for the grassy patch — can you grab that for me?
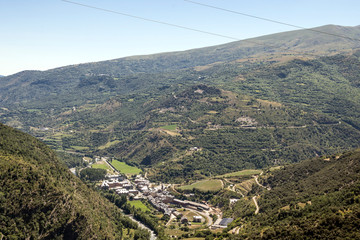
[128,200,150,212]
[269,166,283,171]
[98,140,120,150]
[70,146,89,151]
[218,169,262,178]
[178,179,223,192]
[111,160,142,175]
[92,163,110,170]
[160,124,178,131]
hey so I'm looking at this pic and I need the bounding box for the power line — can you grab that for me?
[61,0,320,58]
[184,0,360,42]
[61,0,239,41]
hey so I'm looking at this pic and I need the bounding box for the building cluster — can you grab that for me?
[172,199,209,211]
[101,175,138,196]
[101,174,209,224]
[148,194,174,216]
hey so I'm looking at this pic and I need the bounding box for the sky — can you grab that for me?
[1,0,359,76]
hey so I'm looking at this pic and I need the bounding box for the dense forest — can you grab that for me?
[0,123,145,239]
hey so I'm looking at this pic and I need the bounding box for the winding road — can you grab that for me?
[252,196,260,215]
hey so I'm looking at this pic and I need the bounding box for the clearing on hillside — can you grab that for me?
[110,160,142,175]
[160,124,178,131]
[178,179,223,192]
[218,169,262,178]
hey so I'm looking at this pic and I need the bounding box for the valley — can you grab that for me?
[1,24,360,239]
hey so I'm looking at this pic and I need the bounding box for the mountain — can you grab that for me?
[0,25,360,182]
[224,149,360,239]
[0,25,360,107]
[94,84,359,182]
[0,123,138,239]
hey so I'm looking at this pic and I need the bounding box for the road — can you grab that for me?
[253,174,271,190]
[105,159,119,173]
[125,214,157,240]
[252,196,260,215]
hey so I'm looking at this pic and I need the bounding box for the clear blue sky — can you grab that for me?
[1,0,359,76]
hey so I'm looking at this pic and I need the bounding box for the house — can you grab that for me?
[189,147,199,151]
[116,188,129,196]
[219,218,233,227]
[193,216,202,222]
[230,198,240,205]
[173,211,183,218]
[106,174,124,181]
[129,189,139,195]
[101,180,123,189]
[123,183,133,189]
[180,217,189,225]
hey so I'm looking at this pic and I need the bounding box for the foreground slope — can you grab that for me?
[228,149,360,239]
[0,123,136,239]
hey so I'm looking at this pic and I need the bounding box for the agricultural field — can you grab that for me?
[91,163,110,170]
[110,160,142,175]
[160,124,178,131]
[98,140,120,150]
[128,200,150,212]
[217,169,262,178]
[70,146,89,151]
[178,179,223,192]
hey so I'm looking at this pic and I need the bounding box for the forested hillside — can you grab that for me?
[226,149,360,239]
[0,123,139,239]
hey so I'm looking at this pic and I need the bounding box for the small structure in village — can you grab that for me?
[193,216,202,223]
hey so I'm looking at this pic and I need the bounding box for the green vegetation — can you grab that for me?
[160,124,178,131]
[1,25,360,239]
[80,168,107,181]
[111,160,142,175]
[0,123,137,239]
[56,151,86,168]
[218,169,262,178]
[71,145,89,151]
[179,179,223,192]
[98,140,120,150]
[92,163,110,170]
[128,200,151,212]
[225,149,360,239]
[0,25,360,184]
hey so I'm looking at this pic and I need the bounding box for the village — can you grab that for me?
[70,155,241,238]
[100,169,233,230]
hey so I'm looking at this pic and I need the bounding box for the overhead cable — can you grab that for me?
[184,0,360,42]
[61,0,320,57]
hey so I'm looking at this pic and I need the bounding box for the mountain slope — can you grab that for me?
[0,25,360,107]
[1,25,360,183]
[227,149,360,239]
[37,83,358,182]
[0,123,136,239]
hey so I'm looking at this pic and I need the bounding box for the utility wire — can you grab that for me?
[184,0,360,42]
[61,0,239,41]
[61,0,320,57]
